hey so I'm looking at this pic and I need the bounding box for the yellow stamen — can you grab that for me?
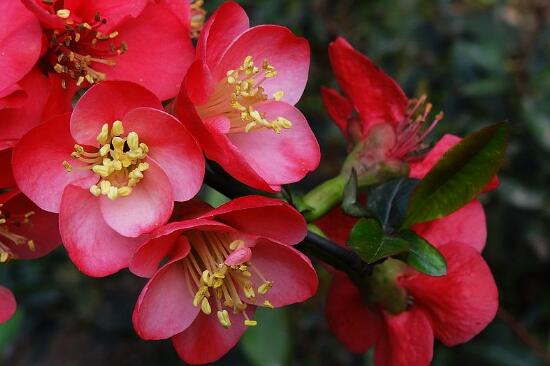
[56,9,70,19]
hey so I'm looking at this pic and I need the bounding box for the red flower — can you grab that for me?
[12,81,204,276]
[322,37,443,161]
[175,2,320,192]
[0,285,16,324]
[131,196,318,364]
[17,0,194,101]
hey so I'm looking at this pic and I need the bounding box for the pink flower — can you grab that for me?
[322,37,443,162]
[12,81,204,276]
[18,0,194,100]
[0,286,16,324]
[175,1,320,191]
[131,196,318,364]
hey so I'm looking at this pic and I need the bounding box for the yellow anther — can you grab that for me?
[263,300,274,309]
[62,161,73,172]
[56,9,70,18]
[258,281,273,295]
[229,239,244,250]
[127,132,139,150]
[74,33,81,42]
[0,252,9,263]
[200,270,210,285]
[54,63,64,73]
[216,310,231,328]
[243,284,255,299]
[90,185,101,197]
[111,120,124,136]
[82,22,92,30]
[74,145,84,154]
[273,91,284,101]
[200,297,211,315]
[111,137,125,151]
[99,144,111,157]
[92,165,110,178]
[244,319,257,327]
[109,31,119,39]
[85,74,95,84]
[0,219,6,225]
[27,240,35,252]
[107,186,118,200]
[117,186,132,197]
[97,123,110,145]
[76,76,85,86]
[193,286,209,307]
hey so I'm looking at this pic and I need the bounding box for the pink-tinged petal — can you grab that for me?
[196,1,250,69]
[121,107,204,201]
[0,286,16,324]
[0,68,51,148]
[41,74,78,121]
[328,37,408,129]
[413,200,486,252]
[20,0,65,29]
[0,83,26,109]
[3,193,60,259]
[99,159,173,237]
[71,81,162,146]
[225,247,252,265]
[64,0,149,32]
[60,185,146,277]
[130,219,228,278]
[205,195,307,245]
[321,86,354,139]
[184,60,215,105]
[0,149,15,188]
[245,240,318,307]
[0,1,42,90]
[315,206,358,246]
[12,114,97,213]
[214,25,310,105]
[400,243,498,346]
[154,0,191,29]
[228,101,320,188]
[133,259,199,340]
[94,3,194,100]
[374,309,433,366]
[409,134,499,191]
[172,307,254,365]
[325,274,382,353]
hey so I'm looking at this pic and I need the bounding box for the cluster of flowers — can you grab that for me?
[0,1,498,365]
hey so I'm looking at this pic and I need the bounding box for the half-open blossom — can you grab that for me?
[19,0,194,101]
[131,196,318,364]
[13,81,204,276]
[175,1,320,191]
[322,37,443,167]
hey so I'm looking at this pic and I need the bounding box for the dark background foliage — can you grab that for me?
[1,0,549,365]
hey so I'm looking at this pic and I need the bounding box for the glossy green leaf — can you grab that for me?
[400,230,447,276]
[403,123,508,227]
[349,218,409,263]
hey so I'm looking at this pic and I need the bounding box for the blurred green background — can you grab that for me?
[1,0,549,365]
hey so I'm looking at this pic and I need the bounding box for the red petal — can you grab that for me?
[214,25,310,106]
[155,0,191,29]
[325,274,382,353]
[20,0,65,29]
[64,0,149,32]
[374,309,433,366]
[204,195,307,245]
[171,307,255,365]
[0,1,42,90]
[0,149,15,188]
[0,83,26,109]
[121,107,204,202]
[59,185,147,277]
[12,114,97,213]
[99,159,173,237]
[184,60,215,105]
[413,200,486,252]
[133,259,199,340]
[71,81,162,146]
[315,206,358,246]
[0,286,16,324]
[328,37,407,129]
[400,243,498,346]
[228,101,320,188]
[321,86,354,139]
[94,3,194,100]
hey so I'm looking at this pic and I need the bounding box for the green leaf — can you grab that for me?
[400,230,447,276]
[240,308,291,366]
[342,169,370,217]
[349,219,409,263]
[0,310,23,352]
[403,123,508,227]
[367,178,419,232]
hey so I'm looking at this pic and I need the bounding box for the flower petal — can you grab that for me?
[400,243,498,346]
[12,114,97,213]
[328,37,408,129]
[133,259,199,340]
[315,206,358,246]
[60,185,146,277]
[204,195,307,245]
[0,1,42,90]
[64,0,149,31]
[413,200,486,252]
[228,101,320,188]
[99,158,173,237]
[325,274,382,353]
[0,149,15,188]
[214,25,310,105]
[321,86,354,139]
[121,107,204,202]
[0,286,16,324]
[374,309,434,366]
[172,307,254,365]
[184,60,215,105]
[70,81,162,146]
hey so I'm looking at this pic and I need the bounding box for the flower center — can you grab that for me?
[389,94,444,160]
[0,204,36,263]
[195,56,293,134]
[42,6,127,88]
[181,231,274,329]
[62,121,149,200]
